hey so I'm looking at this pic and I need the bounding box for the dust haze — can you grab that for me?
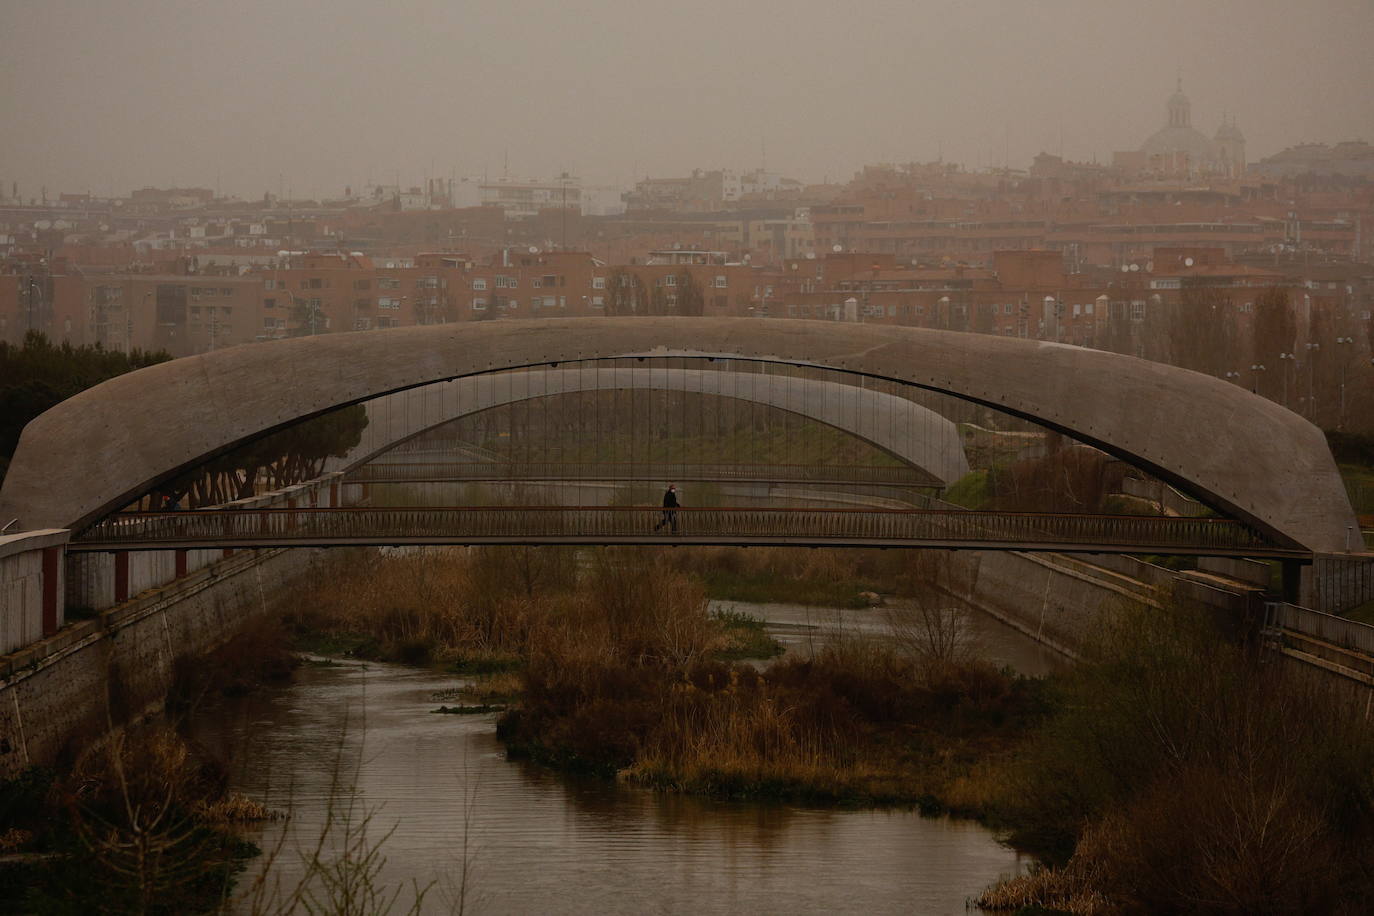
[2,0,1371,197]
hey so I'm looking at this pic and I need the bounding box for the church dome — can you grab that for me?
[1139,79,1218,166]
[1141,124,1218,161]
[1215,119,1245,143]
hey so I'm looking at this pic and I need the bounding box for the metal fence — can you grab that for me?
[343,462,938,487]
[1267,601,1374,657]
[75,505,1281,554]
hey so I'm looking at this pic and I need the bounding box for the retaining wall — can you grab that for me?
[0,546,319,779]
[0,474,343,778]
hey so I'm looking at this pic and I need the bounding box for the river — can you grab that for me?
[192,602,1059,914]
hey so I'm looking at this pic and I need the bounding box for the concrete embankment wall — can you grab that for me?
[914,550,1155,659]
[0,474,343,779]
[0,546,319,779]
[916,549,1271,659]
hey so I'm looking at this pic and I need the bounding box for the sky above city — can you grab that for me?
[2,0,1372,200]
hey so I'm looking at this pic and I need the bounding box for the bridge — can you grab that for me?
[0,318,1361,571]
[69,505,1288,556]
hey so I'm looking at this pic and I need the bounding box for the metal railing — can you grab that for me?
[1267,602,1374,657]
[74,505,1283,554]
[343,462,937,487]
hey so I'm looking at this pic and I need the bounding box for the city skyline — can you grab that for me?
[3,0,1373,199]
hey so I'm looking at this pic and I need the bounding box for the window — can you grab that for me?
[1003,303,1013,315]
[1084,302,1094,315]
[378,297,401,309]
[915,305,925,316]
[264,298,277,309]
[1073,303,1081,317]
[559,297,566,308]
[507,299,518,310]
[1130,300,1146,321]
[376,316,397,329]
[531,277,542,288]
[378,277,400,290]
[666,294,678,306]
[714,275,727,288]
[353,318,372,330]
[265,278,278,291]
[354,298,370,309]
[542,275,556,288]
[416,276,439,289]
[1241,302,1253,313]
[666,274,677,287]
[591,296,604,307]
[544,296,558,309]
[496,275,516,288]
[354,279,371,291]
[472,278,487,290]
[221,288,233,297]
[472,298,487,310]
[592,276,606,289]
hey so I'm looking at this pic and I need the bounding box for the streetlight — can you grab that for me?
[1277,352,1295,406]
[1335,336,1354,429]
[1250,363,1266,394]
[1224,370,1242,384]
[1304,341,1321,419]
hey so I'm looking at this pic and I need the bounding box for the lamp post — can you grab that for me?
[1303,341,1320,419]
[1277,351,1295,407]
[1224,370,1242,385]
[1335,336,1354,429]
[1250,363,1266,395]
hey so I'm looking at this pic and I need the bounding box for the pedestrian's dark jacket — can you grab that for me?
[662,489,679,508]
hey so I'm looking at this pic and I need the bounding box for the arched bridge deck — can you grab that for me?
[69,506,1303,559]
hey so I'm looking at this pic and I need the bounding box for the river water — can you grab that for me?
[194,602,1058,915]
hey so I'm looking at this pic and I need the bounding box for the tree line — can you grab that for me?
[0,331,173,485]
[1,331,367,508]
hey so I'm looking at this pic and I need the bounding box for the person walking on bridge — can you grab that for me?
[654,484,680,534]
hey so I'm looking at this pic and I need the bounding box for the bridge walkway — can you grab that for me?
[70,505,1304,559]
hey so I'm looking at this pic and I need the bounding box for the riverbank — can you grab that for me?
[283,547,1048,813]
[0,621,294,914]
[975,601,1374,914]
[234,544,1374,913]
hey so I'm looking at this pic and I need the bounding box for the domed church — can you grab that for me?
[1118,80,1246,177]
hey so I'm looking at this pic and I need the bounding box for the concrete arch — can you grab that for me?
[0,318,1358,553]
[335,367,970,485]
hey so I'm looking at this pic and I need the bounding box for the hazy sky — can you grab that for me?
[2,0,1372,199]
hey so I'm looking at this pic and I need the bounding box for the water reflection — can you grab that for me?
[195,611,1038,915]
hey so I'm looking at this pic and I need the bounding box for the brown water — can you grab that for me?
[196,604,1052,915]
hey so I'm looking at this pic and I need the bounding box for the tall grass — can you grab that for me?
[984,599,1374,914]
[283,546,578,667]
[503,580,1044,804]
[661,545,930,605]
